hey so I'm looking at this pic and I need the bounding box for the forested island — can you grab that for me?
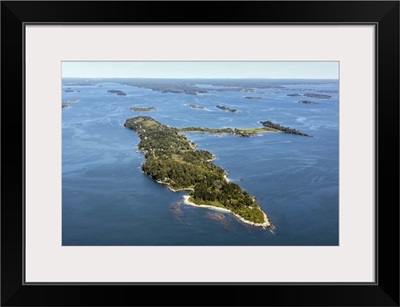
[217,105,237,113]
[124,116,270,227]
[260,121,312,137]
[107,89,127,96]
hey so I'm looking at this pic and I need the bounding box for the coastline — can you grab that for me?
[223,174,231,183]
[142,156,269,227]
[182,195,270,228]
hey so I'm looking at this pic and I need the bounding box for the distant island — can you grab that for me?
[287,93,302,97]
[107,89,127,96]
[303,93,332,99]
[162,89,208,95]
[130,107,157,112]
[188,104,205,109]
[288,93,332,99]
[298,100,318,105]
[244,96,262,100]
[124,116,270,227]
[260,121,312,137]
[217,105,237,113]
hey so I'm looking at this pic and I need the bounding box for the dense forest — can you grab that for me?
[124,116,269,226]
[260,121,312,137]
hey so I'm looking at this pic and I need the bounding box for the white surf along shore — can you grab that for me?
[150,169,270,228]
[182,195,271,228]
[137,146,270,228]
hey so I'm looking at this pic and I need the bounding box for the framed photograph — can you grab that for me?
[2,1,399,306]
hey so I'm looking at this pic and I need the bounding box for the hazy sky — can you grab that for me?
[62,61,338,79]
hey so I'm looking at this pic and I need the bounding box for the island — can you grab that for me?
[303,93,332,99]
[244,96,262,100]
[216,105,237,113]
[130,107,157,112]
[298,100,318,104]
[188,104,205,109]
[205,87,256,93]
[260,121,312,137]
[107,89,127,96]
[287,93,302,97]
[124,116,270,228]
[116,81,208,95]
[117,80,255,95]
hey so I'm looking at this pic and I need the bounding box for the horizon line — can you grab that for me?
[62,77,339,80]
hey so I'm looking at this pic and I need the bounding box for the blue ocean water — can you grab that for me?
[62,79,339,245]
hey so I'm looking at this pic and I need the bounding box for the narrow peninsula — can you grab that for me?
[178,126,277,137]
[260,121,312,137]
[124,116,270,228]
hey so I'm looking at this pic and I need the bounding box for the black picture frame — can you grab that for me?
[1,1,399,306]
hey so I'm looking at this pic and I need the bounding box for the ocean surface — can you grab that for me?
[62,79,339,245]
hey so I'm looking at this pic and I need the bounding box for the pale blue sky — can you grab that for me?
[62,61,338,79]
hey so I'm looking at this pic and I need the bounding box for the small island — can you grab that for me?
[260,121,312,137]
[217,105,237,113]
[298,100,318,104]
[287,93,302,97]
[107,89,127,96]
[130,107,157,112]
[244,96,262,100]
[124,116,270,227]
[188,104,205,109]
[303,93,332,99]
